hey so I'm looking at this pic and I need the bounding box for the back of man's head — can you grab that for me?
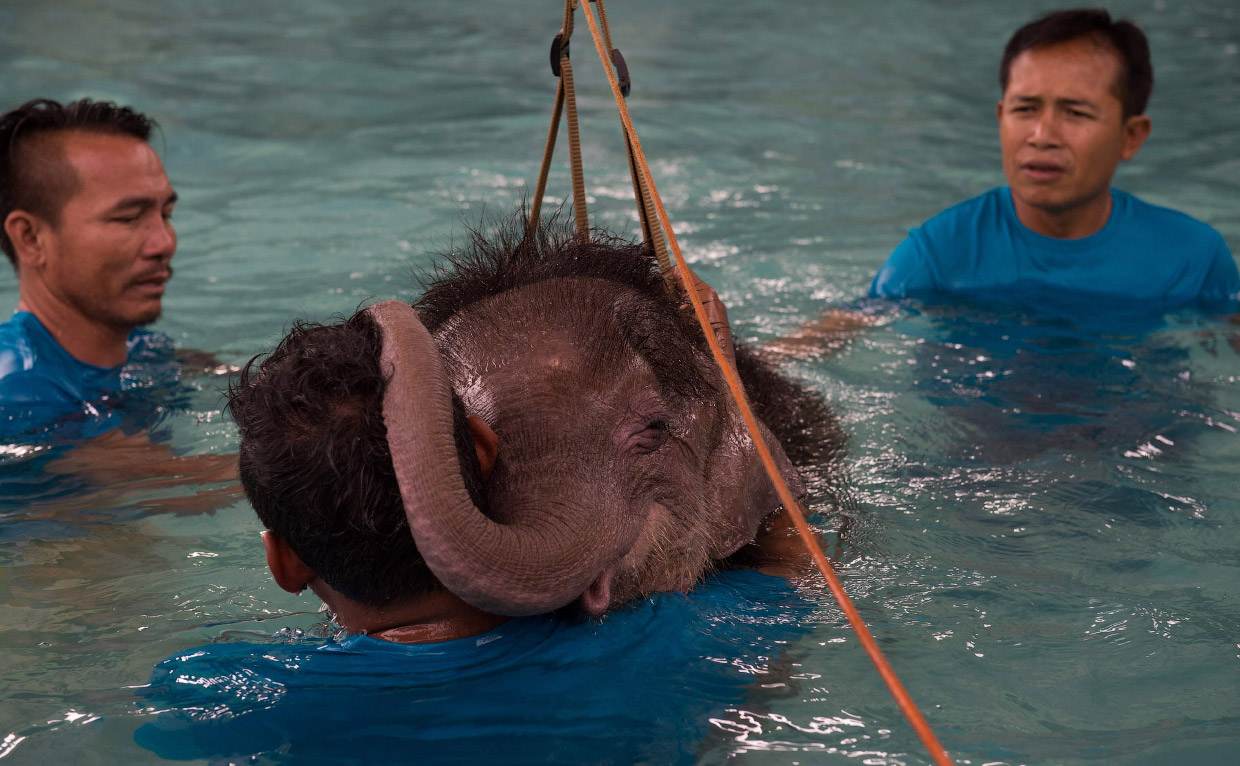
[1000,8,1153,119]
[0,98,157,266]
[227,308,486,608]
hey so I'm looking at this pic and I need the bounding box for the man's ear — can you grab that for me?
[262,530,316,594]
[1120,114,1152,161]
[467,414,498,481]
[3,210,47,270]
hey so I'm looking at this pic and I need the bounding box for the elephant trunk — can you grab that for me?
[366,301,631,617]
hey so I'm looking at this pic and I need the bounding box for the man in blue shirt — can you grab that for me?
[870,9,1239,304]
[134,567,807,765]
[130,307,813,763]
[0,98,179,439]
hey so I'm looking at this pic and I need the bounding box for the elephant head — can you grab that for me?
[373,223,809,617]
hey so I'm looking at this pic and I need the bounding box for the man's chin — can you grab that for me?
[118,304,163,329]
[1010,186,1074,215]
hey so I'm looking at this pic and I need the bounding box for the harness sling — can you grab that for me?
[528,4,955,764]
[530,1,671,276]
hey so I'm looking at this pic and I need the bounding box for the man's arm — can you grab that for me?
[47,429,236,483]
[679,267,882,363]
[176,348,241,378]
[760,308,879,361]
[46,429,240,515]
[724,505,855,580]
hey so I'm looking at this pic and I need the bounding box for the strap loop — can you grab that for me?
[550,32,568,77]
[610,48,630,97]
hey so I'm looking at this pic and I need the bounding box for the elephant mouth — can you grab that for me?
[591,498,726,612]
[580,565,617,616]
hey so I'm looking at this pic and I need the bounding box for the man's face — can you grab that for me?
[998,37,1149,226]
[40,131,177,330]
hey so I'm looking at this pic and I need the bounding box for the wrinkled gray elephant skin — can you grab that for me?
[388,225,840,617]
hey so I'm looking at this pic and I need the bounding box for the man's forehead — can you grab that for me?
[55,130,173,201]
[1005,37,1124,102]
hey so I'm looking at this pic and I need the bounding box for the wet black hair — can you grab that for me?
[1000,8,1153,118]
[0,98,157,265]
[417,211,715,401]
[227,309,485,608]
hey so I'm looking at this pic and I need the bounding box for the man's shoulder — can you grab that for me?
[0,311,42,347]
[1115,190,1228,248]
[127,327,175,362]
[0,312,59,387]
[870,188,1012,298]
[134,573,808,763]
[0,314,176,432]
[0,314,37,377]
[909,187,1015,258]
[913,188,1013,256]
[145,617,558,688]
[1113,190,1236,301]
[917,187,1008,231]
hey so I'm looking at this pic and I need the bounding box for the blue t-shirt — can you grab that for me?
[870,187,1239,306]
[134,570,812,765]
[0,311,175,440]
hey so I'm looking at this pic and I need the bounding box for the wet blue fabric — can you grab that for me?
[0,311,174,441]
[870,187,1239,305]
[134,569,813,765]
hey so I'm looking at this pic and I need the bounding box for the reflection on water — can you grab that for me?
[1,0,1238,764]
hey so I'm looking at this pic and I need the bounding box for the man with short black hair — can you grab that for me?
[227,309,505,642]
[871,8,1238,304]
[0,97,179,437]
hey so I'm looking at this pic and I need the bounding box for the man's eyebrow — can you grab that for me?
[1055,97,1098,110]
[109,191,179,211]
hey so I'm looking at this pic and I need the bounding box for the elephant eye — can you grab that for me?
[632,417,670,453]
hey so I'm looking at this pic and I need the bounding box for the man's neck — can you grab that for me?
[1013,189,1113,240]
[18,295,130,367]
[320,586,510,645]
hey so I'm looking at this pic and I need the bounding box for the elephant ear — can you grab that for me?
[365,300,634,617]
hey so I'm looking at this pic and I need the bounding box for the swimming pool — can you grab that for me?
[2,0,1237,763]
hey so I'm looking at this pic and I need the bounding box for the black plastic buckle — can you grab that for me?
[550,32,569,76]
[611,48,631,97]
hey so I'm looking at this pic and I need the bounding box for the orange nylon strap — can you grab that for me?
[594,0,616,53]
[561,54,589,240]
[593,0,671,276]
[574,2,955,764]
[528,76,565,229]
[530,0,589,241]
[625,132,655,248]
[530,1,668,260]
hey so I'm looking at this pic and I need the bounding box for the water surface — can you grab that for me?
[1,1,1238,764]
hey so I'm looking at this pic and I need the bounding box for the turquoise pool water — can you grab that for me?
[2,1,1238,763]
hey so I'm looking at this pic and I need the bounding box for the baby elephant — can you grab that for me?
[229,216,840,625]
